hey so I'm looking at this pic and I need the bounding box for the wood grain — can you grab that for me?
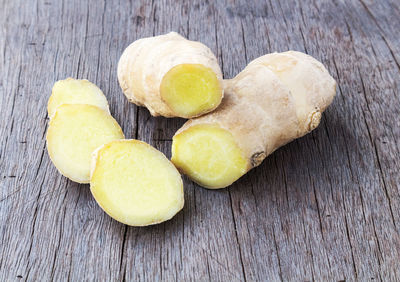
[0,0,399,280]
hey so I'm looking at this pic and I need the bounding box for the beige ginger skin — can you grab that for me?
[117,32,223,118]
[172,51,337,189]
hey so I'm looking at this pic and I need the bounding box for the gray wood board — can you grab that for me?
[0,0,399,280]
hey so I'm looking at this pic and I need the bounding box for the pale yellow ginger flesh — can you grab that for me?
[171,124,248,189]
[90,140,184,226]
[48,78,109,118]
[172,51,337,189]
[160,64,222,118]
[46,104,124,183]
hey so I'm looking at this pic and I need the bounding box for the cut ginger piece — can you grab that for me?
[47,78,110,118]
[46,104,124,183]
[171,124,249,189]
[171,51,336,189]
[160,64,222,118]
[90,140,184,226]
[118,32,224,118]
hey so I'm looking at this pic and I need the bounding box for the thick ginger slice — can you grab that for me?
[160,64,222,118]
[46,104,124,183]
[90,140,184,226]
[48,78,109,118]
[172,51,337,189]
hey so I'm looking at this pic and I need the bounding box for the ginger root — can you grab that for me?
[171,51,337,189]
[48,78,109,118]
[46,104,124,183]
[117,32,223,118]
[90,140,184,226]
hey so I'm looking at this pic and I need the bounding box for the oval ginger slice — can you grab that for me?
[90,140,184,226]
[48,78,110,118]
[46,104,124,183]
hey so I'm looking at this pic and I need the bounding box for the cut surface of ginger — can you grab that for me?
[46,104,124,183]
[48,78,109,118]
[160,64,222,118]
[90,140,184,226]
[171,124,248,189]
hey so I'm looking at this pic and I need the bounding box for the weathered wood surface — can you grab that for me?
[1,0,399,280]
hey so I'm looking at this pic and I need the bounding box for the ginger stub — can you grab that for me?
[172,51,337,189]
[46,104,124,183]
[48,78,110,118]
[90,140,184,226]
[117,32,223,118]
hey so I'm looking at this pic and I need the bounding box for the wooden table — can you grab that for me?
[1,0,399,280]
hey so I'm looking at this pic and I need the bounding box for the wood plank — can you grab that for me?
[0,0,399,280]
[130,1,246,280]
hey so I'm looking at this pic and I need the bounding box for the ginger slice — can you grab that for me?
[160,64,222,118]
[172,124,248,189]
[46,104,124,183]
[48,78,109,118]
[90,140,184,226]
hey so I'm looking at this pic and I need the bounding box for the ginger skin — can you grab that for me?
[172,51,337,189]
